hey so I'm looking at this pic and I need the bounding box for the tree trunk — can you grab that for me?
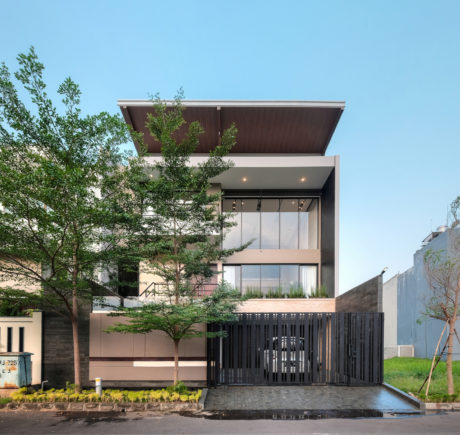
[71,312,81,392]
[446,323,454,395]
[173,339,180,385]
[72,246,81,393]
[447,276,460,396]
[426,321,447,397]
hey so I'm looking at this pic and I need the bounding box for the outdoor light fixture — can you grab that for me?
[241,177,248,182]
[300,177,307,183]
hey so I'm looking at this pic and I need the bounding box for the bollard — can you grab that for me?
[95,377,102,396]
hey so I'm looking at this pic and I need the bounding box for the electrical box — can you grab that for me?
[0,352,33,388]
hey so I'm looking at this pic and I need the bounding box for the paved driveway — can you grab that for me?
[204,385,419,414]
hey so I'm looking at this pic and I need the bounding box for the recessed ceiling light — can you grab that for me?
[241,177,248,182]
[300,177,307,183]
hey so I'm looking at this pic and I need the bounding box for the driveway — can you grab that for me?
[204,385,420,417]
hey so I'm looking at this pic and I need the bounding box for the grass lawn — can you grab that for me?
[384,357,460,402]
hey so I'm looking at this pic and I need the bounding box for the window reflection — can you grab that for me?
[223,198,318,250]
[261,265,280,294]
[241,265,261,294]
[223,264,318,296]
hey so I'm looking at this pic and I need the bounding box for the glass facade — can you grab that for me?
[222,198,318,250]
[223,264,318,296]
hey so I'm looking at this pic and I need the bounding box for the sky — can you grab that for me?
[1,0,459,293]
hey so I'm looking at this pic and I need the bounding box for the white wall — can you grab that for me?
[0,311,42,385]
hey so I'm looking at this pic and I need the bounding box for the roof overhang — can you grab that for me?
[118,100,345,155]
[143,154,338,190]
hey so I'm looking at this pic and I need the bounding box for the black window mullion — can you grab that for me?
[19,327,24,352]
[7,327,12,352]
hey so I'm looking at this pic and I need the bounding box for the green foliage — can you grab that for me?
[287,286,305,298]
[10,385,202,403]
[0,397,11,405]
[0,47,132,388]
[0,289,40,316]
[266,287,284,298]
[107,282,241,341]
[384,357,460,401]
[107,94,247,383]
[243,287,264,299]
[309,284,329,298]
[165,381,188,394]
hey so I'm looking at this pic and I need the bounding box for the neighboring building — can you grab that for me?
[383,227,460,360]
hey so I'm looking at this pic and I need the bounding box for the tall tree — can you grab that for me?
[0,48,131,391]
[107,94,248,385]
[423,196,460,396]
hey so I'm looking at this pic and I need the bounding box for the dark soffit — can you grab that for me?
[118,100,345,155]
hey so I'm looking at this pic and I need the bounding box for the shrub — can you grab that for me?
[309,285,329,298]
[288,286,305,298]
[266,287,284,298]
[244,287,264,299]
[10,384,202,404]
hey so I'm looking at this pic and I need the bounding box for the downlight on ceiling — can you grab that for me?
[241,177,248,182]
[299,177,307,183]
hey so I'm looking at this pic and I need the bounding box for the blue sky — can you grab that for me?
[2,0,459,292]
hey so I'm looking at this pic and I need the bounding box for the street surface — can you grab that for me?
[1,411,460,434]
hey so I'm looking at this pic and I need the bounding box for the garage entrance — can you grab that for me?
[207,312,383,386]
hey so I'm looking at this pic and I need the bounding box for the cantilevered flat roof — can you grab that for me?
[118,100,345,155]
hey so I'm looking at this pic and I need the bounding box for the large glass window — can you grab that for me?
[222,199,241,249]
[241,199,260,249]
[224,264,318,296]
[300,265,318,296]
[261,265,280,293]
[280,265,299,292]
[222,198,318,250]
[261,199,279,249]
[222,265,241,291]
[280,199,298,249]
[241,265,261,293]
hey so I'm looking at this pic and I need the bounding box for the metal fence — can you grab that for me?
[207,312,384,386]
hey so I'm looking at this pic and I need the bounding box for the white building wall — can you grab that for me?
[0,311,42,385]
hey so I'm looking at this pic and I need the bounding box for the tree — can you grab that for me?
[106,94,247,385]
[0,48,131,391]
[423,196,460,396]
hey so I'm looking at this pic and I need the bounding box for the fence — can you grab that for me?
[207,312,384,386]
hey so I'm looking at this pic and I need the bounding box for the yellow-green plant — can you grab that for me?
[10,386,202,404]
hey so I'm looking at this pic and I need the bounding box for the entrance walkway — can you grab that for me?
[204,386,419,414]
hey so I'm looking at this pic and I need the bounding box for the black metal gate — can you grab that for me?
[207,312,384,386]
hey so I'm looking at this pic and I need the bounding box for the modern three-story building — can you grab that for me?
[119,100,343,299]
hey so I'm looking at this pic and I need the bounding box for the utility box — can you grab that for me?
[0,352,33,388]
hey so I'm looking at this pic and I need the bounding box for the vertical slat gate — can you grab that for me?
[207,312,384,387]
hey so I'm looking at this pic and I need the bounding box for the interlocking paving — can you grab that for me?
[204,386,418,412]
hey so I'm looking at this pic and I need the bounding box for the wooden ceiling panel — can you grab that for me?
[120,102,343,155]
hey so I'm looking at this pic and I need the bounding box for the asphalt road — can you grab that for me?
[1,411,460,434]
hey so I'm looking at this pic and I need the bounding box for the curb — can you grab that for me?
[0,401,201,413]
[383,383,460,411]
[198,388,208,410]
[382,383,424,409]
[423,402,460,411]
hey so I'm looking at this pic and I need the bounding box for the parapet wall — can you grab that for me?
[336,275,383,312]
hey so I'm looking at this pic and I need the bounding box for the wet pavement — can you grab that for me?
[2,411,460,434]
[204,385,419,416]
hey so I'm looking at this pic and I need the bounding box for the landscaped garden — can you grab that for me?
[9,382,202,404]
[384,357,460,402]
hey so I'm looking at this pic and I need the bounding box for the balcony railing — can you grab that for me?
[92,282,219,312]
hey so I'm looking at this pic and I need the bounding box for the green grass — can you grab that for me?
[0,397,12,405]
[384,357,460,402]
